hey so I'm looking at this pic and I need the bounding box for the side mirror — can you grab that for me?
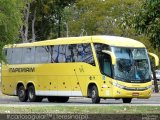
[148,52,159,67]
[102,50,116,65]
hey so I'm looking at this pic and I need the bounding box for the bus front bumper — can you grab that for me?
[112,87,152,99]
[100,86,152,99]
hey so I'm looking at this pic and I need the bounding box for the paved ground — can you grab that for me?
[0,92,160,106]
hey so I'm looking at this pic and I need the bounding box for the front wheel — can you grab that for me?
[17,85,28,102]
[91,85,100,104]
[122,98,132,103]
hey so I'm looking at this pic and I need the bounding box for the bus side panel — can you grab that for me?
[2,64,36,96]
[35,76,57,96]
[2,62,103,97]
[74,63,101,97]
[2,64,16,95]
[35,63,100,97]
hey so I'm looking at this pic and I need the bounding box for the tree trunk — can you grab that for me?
[65,22,69,37]
[24,2,30,43]
[20,26,25,42]
[58,14,61,37]
[32,8,36,42]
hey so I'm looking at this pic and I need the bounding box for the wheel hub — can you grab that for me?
[92,90,96,98]
[19,90,24,97]
[29,91,34,99]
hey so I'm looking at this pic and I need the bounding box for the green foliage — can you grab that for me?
[0,0,23,61]
[29,0,56,40]
[66,0,144,38]
[27,0,76,41]
[65,0,159,57]
[135,0,160,48]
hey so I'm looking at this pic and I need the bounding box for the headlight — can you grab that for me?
[112,82,126,89]
[112,82,152,90]
[146,85,152,89]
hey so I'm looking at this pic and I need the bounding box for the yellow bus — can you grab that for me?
[1,35,159,103]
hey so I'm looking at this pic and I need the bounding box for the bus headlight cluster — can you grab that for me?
[112,82,152,90]
[112,82,126,89]
[145,85,152,89]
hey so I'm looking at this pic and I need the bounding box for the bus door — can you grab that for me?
[99,52,113,97]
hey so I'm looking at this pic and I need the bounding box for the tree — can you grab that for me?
[135,0,160,48]
[20,0,32,43]
[134,0,160,93]
[66,0,144,38]
[53,0,76,37]
[0,0,23,61]
[20,0,76,42]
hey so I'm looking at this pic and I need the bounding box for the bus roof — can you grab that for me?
[4,35,145,48]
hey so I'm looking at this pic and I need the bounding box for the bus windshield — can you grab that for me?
[111,47,151,83]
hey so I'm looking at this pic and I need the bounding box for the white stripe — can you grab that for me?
[36,90,83,96]
[14,90,17,95]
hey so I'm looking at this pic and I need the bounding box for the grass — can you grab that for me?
[0,106,160,114]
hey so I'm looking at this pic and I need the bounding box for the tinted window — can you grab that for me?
[94,43,110,54]
[12,48,22,64]
[50,44,94,65]
[22,47,35,64]
[5,44,95,65]
[97,53,112,77]
[35,46,51,63]
[94,44,112,76]
[67,43,94,65]
[5,48,12,64]
[51,46,59,63]
[58,45,67,62]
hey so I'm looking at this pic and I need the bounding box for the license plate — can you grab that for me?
[132,92,139,96]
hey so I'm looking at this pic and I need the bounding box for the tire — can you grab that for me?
[91,85,100,104]
[122,98,132,103]
[48,96,56,102]
[17,85,28,102]
[28,85,42,102]
[55,97,69,103]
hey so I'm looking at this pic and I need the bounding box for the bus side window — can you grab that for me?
[58,45,66,63]
[5,48,12,64]
[68,44,77,62]
[22,47,35,64]
[12,48,22,64]
[51,45,72,63]
[67,44,95,65]
[35,46,51,63]
[65,45,72,62]
[52,46,59,63]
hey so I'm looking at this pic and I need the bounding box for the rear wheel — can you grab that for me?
[55,97,69,103]
[122,98,132,103]
[17,85,28,102]
[28,85,42,102]
[91,85,100,104]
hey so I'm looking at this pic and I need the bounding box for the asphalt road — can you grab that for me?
[0,92,160,106]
